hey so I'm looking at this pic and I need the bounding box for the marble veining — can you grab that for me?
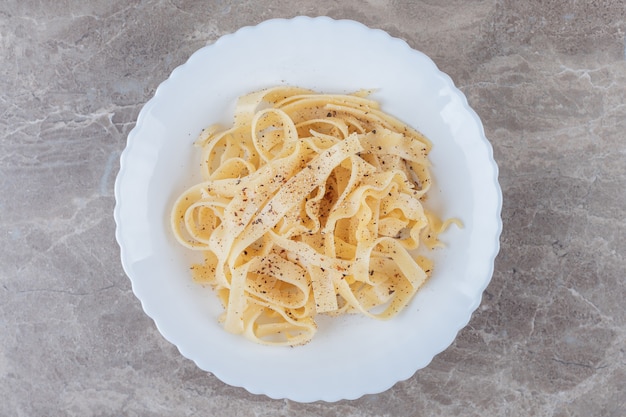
[1,1,625,416]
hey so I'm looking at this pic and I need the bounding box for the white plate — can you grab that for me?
[114,16,502,402]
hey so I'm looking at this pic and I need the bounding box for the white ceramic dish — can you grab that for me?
[114,16,502,402]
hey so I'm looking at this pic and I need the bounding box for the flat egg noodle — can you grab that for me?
[171,86,455,346]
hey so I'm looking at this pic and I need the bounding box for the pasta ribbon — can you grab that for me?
[171,86,457,346]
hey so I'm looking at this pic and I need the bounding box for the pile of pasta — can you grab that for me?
[171,86,454,346]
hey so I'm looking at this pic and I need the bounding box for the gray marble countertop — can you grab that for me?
[2,1,625,416]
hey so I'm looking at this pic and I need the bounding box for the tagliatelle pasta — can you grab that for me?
[171,86,458,346]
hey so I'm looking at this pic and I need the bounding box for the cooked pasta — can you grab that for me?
[171,86,457,346]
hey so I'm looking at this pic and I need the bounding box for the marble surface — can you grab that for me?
[1,0,625,415]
